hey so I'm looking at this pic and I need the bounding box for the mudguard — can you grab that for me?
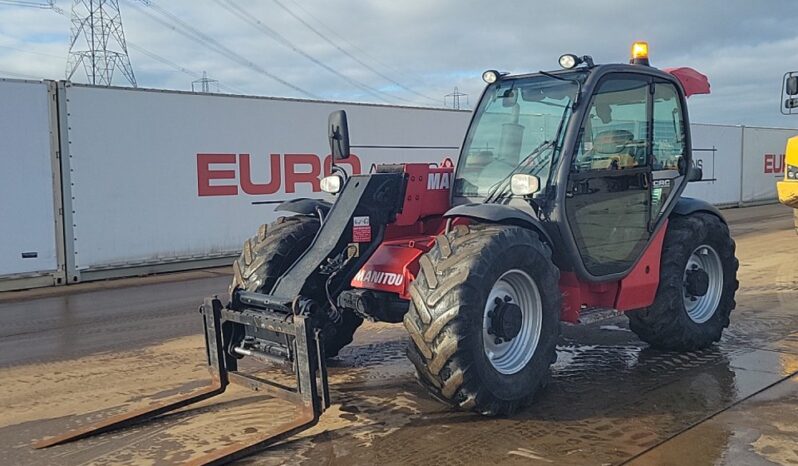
[275,198,332,216]
[671,197,726,223]
[443,203,555,245]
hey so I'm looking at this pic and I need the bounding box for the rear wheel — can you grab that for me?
[628,213,738,351]
[404,224,560,416]
[230,215,362,357]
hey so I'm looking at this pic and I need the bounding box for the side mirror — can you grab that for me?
[328,110,350,161]
[786,76,798,96]
[687,164,703,182]
[510,174,540,196]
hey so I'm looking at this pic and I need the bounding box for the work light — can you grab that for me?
[558,54,579,69]
[482,70,500,84]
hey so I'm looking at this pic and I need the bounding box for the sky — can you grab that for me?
[1,0,797,128]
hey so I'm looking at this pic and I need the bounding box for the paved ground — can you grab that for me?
[0,204,796,465]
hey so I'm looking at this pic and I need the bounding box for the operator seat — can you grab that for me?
[586,129,638,170]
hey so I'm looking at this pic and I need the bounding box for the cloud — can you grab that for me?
[0,0,796,126]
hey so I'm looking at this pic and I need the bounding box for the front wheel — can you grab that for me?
[628,213,739,351]
[404,224,561,416]
[230,215,362,357]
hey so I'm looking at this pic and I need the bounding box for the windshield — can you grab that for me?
[454,73,583,198]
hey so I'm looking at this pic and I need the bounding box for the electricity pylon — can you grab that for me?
[66,0,136,86]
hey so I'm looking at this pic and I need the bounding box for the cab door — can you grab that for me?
[565,74,653,278]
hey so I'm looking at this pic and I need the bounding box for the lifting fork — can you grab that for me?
[34,296,330,465]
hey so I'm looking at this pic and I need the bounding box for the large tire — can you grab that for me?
[628,213,739,351]
[404,224,561,416]
[230,215,362,357]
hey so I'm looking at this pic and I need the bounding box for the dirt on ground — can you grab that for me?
[0,204,797,465]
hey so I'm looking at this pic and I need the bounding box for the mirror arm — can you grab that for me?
[329,125,339,171]
[331,164,348,180]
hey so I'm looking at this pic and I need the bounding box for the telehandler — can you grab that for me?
[36,42,738,465]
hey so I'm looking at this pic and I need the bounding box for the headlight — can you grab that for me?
[510,174,540,196]
[320,175,343,194]
[788,164,798,179]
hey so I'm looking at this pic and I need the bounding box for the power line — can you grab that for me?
[270,0,438,104]
[131,0,315,97]
[0,68,44,79]
[127,0,319,99]
[0,0,64,14]
[214,0,412,104]
[126,41,245,94]
[281,0,431,87]
[127,42,198,78]
[0,0,52,8]
[0,43,63,59]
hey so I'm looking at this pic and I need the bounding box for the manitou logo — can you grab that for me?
[427,171,451,190]
[353,269,404,286]
[197,153,362,196]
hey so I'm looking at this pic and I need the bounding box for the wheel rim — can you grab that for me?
[683,244,724,324]
[482,269,543,375]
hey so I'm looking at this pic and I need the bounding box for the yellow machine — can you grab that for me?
[779,73,798,233]
[777,136,798,206]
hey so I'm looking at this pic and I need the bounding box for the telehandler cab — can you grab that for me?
[36,43,738,464]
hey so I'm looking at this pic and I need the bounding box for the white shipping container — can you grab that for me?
[682,124,743,207]
[0,79,63,289]
[60,84,470,280]
[740,126,794,204]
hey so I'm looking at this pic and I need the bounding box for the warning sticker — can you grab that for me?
[353,216,371,242]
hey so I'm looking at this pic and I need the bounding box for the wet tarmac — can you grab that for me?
[0,204,796,465]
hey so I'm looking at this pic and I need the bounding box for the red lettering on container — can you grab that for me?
[239,153,281,195]
[774,153,785,174]
[765,153,786,174]
[284,154,321,193]
[197,153,237,196]
[197,153,365,197]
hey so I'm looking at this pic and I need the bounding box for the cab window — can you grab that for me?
[651,82,686,218]
[573,78,649,172]
[652,82,686,170]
